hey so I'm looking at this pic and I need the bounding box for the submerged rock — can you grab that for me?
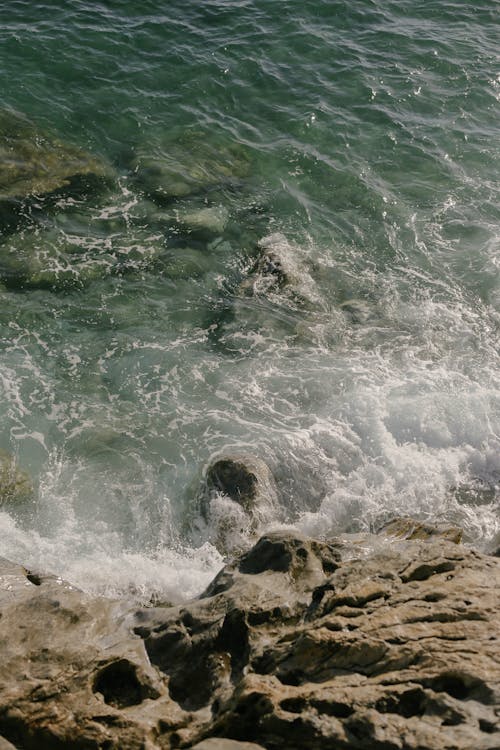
[0,108,112,202]
[163,245,214,280]
[452,480,498,507]
[175,204,230,235]
[0,225,164,289]
[132,129,251,202]
[207,233,324,354]
[0,531,498,748]
[0,452,32,505]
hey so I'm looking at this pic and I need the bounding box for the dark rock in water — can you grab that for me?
[0,532,499,749]
[132,129,251,203]
[380,516,463,544]
[244,247,289,291]
[206,233,323,356]
[194,453,280,554]
[205,453,278,513]
[240,233,319,304]
[452,480,498,507]
[0,108,112,202]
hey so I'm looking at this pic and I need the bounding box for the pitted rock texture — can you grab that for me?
[0,531,499,749]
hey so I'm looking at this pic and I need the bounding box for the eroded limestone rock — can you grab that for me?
[0,557,171,750]
[0,530,498,749]
[0,736,16,750]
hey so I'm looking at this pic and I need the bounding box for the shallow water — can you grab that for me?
[0,0,498,602]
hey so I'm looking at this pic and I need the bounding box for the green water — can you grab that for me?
[0,0,499,601]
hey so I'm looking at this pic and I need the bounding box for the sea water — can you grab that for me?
[0,0,498,603]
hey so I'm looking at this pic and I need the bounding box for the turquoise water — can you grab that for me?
[0,0,499,601]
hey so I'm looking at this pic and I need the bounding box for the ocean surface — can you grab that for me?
[0,0,498,603]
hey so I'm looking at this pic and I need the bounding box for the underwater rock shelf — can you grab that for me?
[0,528,498,749]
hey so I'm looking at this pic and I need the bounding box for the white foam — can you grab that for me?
[1,215,498,602]
[0,508,223,604]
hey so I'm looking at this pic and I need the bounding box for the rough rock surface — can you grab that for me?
[0,530,499,749]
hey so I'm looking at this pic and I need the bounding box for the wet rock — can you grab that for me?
[0,108,112,202]
[452,481,498,507]
[0,533,498,749]
[132,129,251,202]
[380,516,463,544]
[205,454,279,514]
[195,453,280,553]
[0,452,32,506]
[240,233,320,306]
[203,232,325,354]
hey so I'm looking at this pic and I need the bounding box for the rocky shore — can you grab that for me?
[1,107,499,750]
[0,525,498,750]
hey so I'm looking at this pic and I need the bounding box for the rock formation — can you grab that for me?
[0,528,498,749]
